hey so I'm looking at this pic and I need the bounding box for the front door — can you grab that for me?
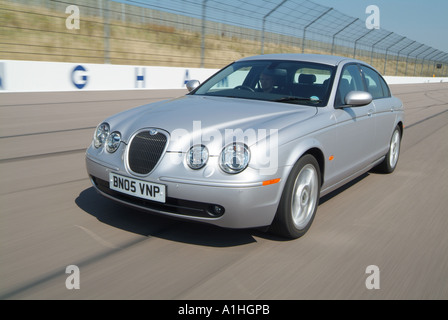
[326,64,376,185]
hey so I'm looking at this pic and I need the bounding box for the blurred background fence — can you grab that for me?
[1,0,448,76]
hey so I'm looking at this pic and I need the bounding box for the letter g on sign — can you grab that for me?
[71,65,88,89]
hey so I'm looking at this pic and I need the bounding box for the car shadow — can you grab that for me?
[76,173,370,247]
[75,187,287,247]
[319,172,370,205]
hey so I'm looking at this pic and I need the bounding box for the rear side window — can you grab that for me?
[378,74,391,97]
[361,66,390,99]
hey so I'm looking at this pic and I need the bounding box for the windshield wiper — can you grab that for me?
[273,96,321,104]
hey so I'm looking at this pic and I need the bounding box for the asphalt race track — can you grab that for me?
[1,83,447,300]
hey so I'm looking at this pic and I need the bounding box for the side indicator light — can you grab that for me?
[262,178,281,186]
[329,155,334,161]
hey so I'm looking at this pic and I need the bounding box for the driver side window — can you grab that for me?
[209,66,252,91]
[335,64,364,107]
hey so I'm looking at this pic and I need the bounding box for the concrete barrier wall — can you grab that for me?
[0,60,446,93]
[0,60,217,93]
[383,76,448,84]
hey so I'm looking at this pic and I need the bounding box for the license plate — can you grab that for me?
[109,172,166,203]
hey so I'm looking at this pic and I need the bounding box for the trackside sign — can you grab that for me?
[0,60,217,92]
[0,60,446,93]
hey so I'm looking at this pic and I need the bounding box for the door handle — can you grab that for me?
[368,109,373,117]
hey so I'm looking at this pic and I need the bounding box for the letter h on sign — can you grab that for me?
[135,68,145,88]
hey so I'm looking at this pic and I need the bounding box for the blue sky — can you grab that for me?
[312,0,448,52]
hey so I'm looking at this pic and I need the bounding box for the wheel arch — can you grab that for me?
[397,121,404,136]
[303,147,325,186]
[281,139,326,188]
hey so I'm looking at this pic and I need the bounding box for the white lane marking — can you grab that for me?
[75,225,118,249]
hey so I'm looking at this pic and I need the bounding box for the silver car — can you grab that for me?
[85,54,404,239]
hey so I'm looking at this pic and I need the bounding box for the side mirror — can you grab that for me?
[186,80,200,92]
[344,91,373,106]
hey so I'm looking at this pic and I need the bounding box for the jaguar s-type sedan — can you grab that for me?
[86,54,404,239]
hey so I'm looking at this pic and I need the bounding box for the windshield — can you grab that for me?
[192,60,336,107]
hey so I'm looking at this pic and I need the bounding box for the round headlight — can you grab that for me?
[106,131,121,153]
[94,122,110,148]
[219,143,250,174]
[187,145,209,170]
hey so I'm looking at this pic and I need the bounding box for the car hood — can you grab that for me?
[105,95,317,153]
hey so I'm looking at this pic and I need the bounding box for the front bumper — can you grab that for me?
[85,148,289,229]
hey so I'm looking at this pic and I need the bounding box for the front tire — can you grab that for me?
[270,154,321,239]
[375,125,401,173]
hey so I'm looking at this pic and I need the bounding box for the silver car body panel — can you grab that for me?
[85,54,404,229]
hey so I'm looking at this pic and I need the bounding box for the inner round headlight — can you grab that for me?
[106,131,121,153]
[94,122,110,148]
[219,143,250,174]
[187,145,209,170]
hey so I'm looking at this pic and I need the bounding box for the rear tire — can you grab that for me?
[269,154,321,239]
[375,125,401,173]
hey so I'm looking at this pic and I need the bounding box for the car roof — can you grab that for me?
[237,53,364,67]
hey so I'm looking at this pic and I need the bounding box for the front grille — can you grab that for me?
[128,130,167,175]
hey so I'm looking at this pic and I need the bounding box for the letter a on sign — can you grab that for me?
[365,265,380,289]
[66,5,80,30]
[65,265,80,289]
[365,5,380,30]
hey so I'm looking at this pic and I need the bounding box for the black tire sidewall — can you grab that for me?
[273,154,321,239]
[378,125,402,173]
